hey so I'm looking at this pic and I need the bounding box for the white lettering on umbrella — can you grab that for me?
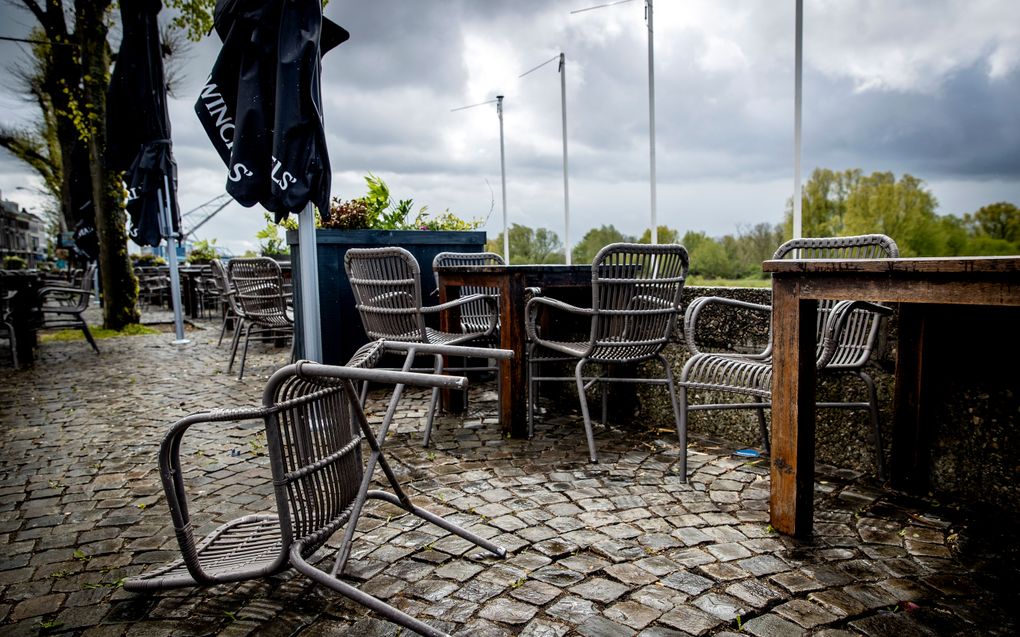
[199,79,236,148]
[270,155,296,190]
[227,163,254,182]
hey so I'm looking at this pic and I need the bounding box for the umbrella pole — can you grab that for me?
[159,176,189,344]
[297,202,321,361]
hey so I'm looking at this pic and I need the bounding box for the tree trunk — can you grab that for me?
[77,0,139,330]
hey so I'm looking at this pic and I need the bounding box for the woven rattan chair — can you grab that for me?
[209,258,241,348]
[431,251,504,335]
[123,339,507,637]
[36,262,99,354]
[1,290,17,369]
[525,243,690,464]
[227,258,293,380]
[679,234,898,479]
[344,246,498,446]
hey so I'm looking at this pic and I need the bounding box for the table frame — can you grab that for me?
[436,264,592,438]
[764,256,1020,537]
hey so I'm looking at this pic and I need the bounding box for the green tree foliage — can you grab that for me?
[571,225,632,264]
[486,224,564,265]
[636,226,680,244]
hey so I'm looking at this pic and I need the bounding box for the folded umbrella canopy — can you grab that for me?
[197,0,348,361]
[107,0,187,342]
[196,0,348,222]
[107,0,181,246]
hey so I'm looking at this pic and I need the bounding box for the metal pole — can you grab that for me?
[559,53,572,265]
[497,95,509,262]
[297,202,321,361]
[160,175,188,344]
[646,0,658,244]
[793,0,803,239]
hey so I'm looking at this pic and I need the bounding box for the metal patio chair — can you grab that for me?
[227,257,293,380]
[344,246,498,446]
[431,251,505,336]
[36,262,99,354]
[525,243,690,464]
[209,258,242,348]
[123,339,507,637]
[679,234,898,480]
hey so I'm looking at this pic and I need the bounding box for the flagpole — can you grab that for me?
[497,95,509,262]
[559,53,571,264]
[297,202,321,361]
[646,0,657,244]
[793,0,804,239]
[159,175,188,344]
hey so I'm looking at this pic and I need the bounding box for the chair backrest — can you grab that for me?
[432,251,505,332]
[262,343,384,556]
[68,263,97,311]
[227,258,289,325]
[773,234,898,367]
[344,247,428,342]
[588,243,690,362]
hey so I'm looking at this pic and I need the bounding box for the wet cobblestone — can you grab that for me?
[1,311,1018,635]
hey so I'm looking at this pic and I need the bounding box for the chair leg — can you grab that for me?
[659,354,686,481]
[216,314,229,347]
[526,343,536,438]
[753,397,770,454]
[859,371,886,481]
[227,318,244,372]
[422,353,443,448]
[237,324,253,380]
[601,377,608,425]
[79,319,100,354]
[5,323,17,370]
[574,359,598,463]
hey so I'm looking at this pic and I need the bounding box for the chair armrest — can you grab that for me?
[817,300,893,369]
[683,296,771,356]
[525,295,594,344]
[158,406,268,582]
[420,293,499,335]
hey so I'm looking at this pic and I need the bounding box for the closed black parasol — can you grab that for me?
[197,0,348,361]
[107,0,181,247]
[196,0,348,222]
[107,0,187,342]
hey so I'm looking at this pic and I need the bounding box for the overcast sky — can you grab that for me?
[1,0,1018,256]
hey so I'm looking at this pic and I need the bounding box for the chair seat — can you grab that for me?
[681,351,773,399]
[125,514,283,591]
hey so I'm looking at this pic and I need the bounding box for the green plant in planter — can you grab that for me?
[186,239,219,264]
[256,212,291,256]
[323,173,482,231]
[132,253,167,267]
[2,255,28,270]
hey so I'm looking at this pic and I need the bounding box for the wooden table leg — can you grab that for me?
[891,303,932,492]
[501,274,528,438]
[769,278,817,538]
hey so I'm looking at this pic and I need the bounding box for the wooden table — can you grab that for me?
[763,256,1020,537]
[436,264,593,438]
[1,270,42,366]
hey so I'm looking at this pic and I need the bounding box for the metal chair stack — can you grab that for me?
[344,247,498,446]
[227,257,293,380]
[679,234,898,480]
[525,243,690,463]
[123,339,508,637]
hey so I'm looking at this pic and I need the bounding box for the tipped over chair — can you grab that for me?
[227,257,293,380]
[344,247,498,446]
[679,234,898,480]
[36,262,99,354]
[525,243,690,464]
[123,339,507,637]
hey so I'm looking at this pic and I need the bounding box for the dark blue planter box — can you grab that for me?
[288,229,487,364]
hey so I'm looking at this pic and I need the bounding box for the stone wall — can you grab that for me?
[635,287,1020,512]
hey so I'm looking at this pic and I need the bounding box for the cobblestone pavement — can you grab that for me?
[1,312,1017,636]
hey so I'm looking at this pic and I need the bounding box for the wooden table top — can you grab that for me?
[763,255,1020,274]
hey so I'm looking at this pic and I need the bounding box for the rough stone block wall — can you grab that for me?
[633,287,1019,512]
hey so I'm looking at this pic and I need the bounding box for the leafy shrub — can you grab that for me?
[186,239,218,264]
[2,255,28,270]
[323,174,482,231]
